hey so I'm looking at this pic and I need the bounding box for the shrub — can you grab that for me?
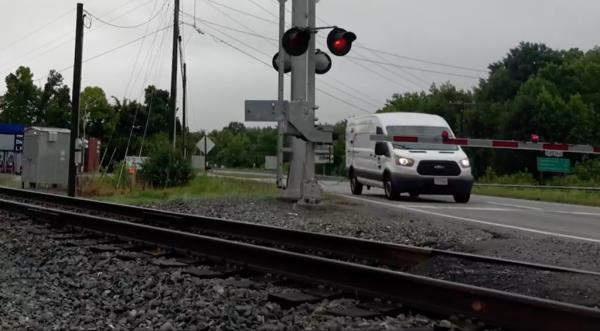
[479,166,537,185]
[108,160,133,189]
[140,145,193,188]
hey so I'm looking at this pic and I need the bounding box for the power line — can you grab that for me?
[346,56,484,79]
[84,1,167,29]
[194,3,421,91]
[86,0,156,29]
[0,8,73,54]
[122,0,164,97]
[324,76,383,106]
[248,0,277,19]
[319,80,380,109]
[355,44,489,74]
[0,0,162,79]
[180,11,277,41]
[202,0,277,24]
[314,33,427,90]
[35,24,173,83]
[344,56,413,91]
[316,88,372,114]
[203,1,483,81]
[188,23,372,115]
[203,0,266,40]
[182,10,392,106]
[195,21,272,58]
[193,30,372,115]
[0,34,75,77]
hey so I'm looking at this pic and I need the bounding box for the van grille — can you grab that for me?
[417,161,460,176]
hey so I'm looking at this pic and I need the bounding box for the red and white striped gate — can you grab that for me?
[370,134,600,155]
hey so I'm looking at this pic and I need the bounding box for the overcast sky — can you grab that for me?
[0,0,599,131]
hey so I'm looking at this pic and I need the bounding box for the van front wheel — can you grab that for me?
[383,174,400,200]
[453,191,471,203]
[350,175,363,195]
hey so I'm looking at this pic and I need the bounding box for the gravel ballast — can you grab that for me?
[145,196,600,307]
[0,212,442,330]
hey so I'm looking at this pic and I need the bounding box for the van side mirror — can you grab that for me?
[375,142,388,156]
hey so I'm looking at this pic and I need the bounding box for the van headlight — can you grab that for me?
[460,158,471,168]
[397,157,415,167]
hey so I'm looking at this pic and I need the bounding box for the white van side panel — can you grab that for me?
[346,116,380,177]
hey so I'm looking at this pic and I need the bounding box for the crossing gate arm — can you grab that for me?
[369,135,600,155]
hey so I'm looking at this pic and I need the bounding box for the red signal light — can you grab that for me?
[333,39,347,51]
[327,27,356,56]
[441,130,449,139]
[282,27,311,56]
[531,134,540,143]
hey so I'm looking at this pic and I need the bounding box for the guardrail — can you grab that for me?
[475,183,600,191]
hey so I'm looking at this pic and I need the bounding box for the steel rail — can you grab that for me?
[0,186,599,277]
[1,198,600,331]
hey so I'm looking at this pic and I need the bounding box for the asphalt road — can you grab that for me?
[322,179,600,244]
[212,170,600,244]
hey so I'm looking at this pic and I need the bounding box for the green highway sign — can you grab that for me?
[537,157,571,173]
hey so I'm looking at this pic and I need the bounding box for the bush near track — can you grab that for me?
[92,175,276,205]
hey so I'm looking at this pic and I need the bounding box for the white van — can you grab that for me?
[346,112,473,202]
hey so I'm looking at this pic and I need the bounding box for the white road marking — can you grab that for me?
[486,201,543,211]
[340,194,600,244]
[405,205,517,212]
[553,211,600,217]
[434,207,517,211]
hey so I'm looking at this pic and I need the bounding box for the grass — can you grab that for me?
[84,175,277,205]
[473,185,600,207]
[0,174,21,188]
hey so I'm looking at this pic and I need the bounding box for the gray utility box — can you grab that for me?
[22,127,70,189]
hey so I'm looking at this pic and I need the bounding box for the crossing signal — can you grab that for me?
[327,28,356,56]
[272,52,291,73]
[272,50,331,75]
[282,27,311,56]
[315,50,332,75]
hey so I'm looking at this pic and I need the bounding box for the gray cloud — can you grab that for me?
[1,0,599,131]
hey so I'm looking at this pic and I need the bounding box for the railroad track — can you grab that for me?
[0,186,599,330]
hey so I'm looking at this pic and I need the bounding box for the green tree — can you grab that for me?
[39,70,71,127]
[81,86,115,141]
[1,66,40,124]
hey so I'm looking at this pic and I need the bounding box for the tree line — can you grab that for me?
[378,42,600,177]
[0,66,185,171]
[1,42,599,179]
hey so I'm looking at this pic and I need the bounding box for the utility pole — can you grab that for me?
[276,0,286,189]
[182,62,187,158]
[68,3,84,197]
[169,0,180,149]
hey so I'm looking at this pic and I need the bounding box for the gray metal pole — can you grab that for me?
[284,0,308,200]
[182,63,187,158]
[68,3,84,197]
[302,0,318,200]
[276,0,286,189]
[169,0,180,149]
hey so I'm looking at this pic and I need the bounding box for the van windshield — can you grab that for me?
[386,125,458,151]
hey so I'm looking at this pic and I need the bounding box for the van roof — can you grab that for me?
[348,112,450,128]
